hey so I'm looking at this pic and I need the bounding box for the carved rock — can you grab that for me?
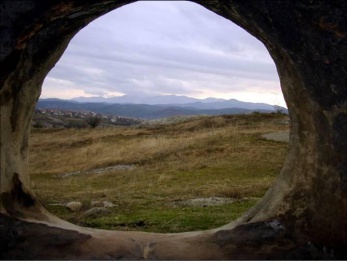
[0,0,346,260]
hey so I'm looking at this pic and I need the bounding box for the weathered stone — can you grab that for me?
[103,201,116,208]
[174,197,235,207]
[66,202,82,212]
[83,207,111,218]
[0,0,346,260]
[90,200,116,208]
[91,200,103,207]
[262,131,290,143]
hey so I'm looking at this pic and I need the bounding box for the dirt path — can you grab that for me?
[261,130,289,143]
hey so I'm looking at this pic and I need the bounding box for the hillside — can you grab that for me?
[29,113,289,233]
[36,98,282,120]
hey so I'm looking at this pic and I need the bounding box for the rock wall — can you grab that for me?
[0,0,346,260]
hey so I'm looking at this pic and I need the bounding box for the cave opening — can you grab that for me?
[1,0,345,260]
[31,1,288,233]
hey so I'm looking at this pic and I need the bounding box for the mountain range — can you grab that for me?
[71,94,274,109]
[37,95,286,120]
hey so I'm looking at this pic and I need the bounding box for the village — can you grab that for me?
[33,108,142,128]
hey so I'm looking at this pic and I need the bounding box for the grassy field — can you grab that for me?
[29,113,289,233]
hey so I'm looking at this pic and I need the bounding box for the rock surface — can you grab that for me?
[262,131,290,143]
[90,201,103,207]
[66,202,83,212]
[56,164,135,178]
[174,197,235,207]
[83,207,111,218]
[0,0,346,260]
[102,201,116,208]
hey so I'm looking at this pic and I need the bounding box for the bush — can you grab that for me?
[85,115,101,128]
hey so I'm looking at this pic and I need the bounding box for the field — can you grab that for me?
[29,113,289,233]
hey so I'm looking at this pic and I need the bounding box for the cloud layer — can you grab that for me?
[42,1,285,106]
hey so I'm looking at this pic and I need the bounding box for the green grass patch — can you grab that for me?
[75,200,258,233]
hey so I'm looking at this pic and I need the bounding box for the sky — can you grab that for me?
[41,1,286,107]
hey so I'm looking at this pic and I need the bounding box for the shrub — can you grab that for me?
[85,115,101,128]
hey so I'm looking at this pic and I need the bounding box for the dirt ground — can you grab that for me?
[261,131,289,143]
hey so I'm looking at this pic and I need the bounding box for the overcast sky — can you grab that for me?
[41,1,286,107]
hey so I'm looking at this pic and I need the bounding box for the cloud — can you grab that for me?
[42,1,285,106]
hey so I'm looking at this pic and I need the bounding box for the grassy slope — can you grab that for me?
[29,113,289,233]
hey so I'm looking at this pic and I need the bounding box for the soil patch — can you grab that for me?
[262,131,289,143]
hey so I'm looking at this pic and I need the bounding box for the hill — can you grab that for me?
[29,113,289,233]
[37,98,283,120]
[71,94,278,110]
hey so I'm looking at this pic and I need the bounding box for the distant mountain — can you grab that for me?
[36,99,279,120]
[71,94,227,105]
[70,94,277,110]
[178,99,274,110]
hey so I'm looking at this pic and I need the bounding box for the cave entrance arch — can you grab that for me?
[1,0,346,260]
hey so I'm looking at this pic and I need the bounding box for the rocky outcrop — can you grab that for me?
[0,0,346,260]
[82,207,111,218]
[66,202,82,212]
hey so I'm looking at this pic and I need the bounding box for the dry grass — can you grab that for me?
[29,113,289,232]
